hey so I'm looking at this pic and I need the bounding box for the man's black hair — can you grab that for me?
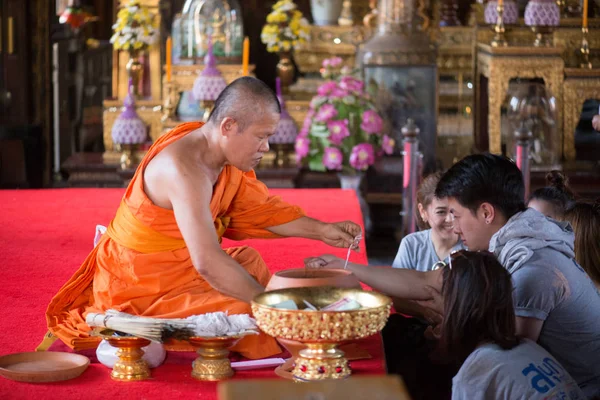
[435,153,527,219]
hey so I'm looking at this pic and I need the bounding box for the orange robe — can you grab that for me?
[43,122,305,359]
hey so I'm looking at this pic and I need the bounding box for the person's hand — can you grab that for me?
[416,285,444,341]
[415,285,444,316]
[320,221,362,249]
[304,254,345,269]
[593,115,600,131]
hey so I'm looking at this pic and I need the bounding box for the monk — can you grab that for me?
[40,77,361,359]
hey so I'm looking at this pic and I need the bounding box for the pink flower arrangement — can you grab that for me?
[315,103,338,123]
[295,136,310,158]
[295,57,389,175]
[361,110,384,135]
[327,119,350,145]
[323,147,343,171]
[350,143,375,171]
[382,135,395,155]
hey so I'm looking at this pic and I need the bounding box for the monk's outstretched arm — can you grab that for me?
[168,167,264,303]
[267,217,362,249]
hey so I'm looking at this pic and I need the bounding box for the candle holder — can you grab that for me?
[338,0,354,26]
[491,3,508,47]
[531,26,555,47]
[162,81,180,123]
[580,26,593,69]
[200,100,215,122]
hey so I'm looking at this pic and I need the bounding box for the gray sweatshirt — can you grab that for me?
[489,208,600,398]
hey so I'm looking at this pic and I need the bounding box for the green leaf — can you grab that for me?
[311,125,330,138]
[317,136,331,148]
[308,157,326,172]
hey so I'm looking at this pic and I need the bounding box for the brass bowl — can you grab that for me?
[251,287,391,381]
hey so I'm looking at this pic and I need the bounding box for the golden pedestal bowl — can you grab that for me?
[188,335,248,381]
[104,336,152,382]
[251,286,391,382]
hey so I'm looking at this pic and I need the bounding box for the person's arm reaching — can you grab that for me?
[167,166,264,303]
[305,255,443,300]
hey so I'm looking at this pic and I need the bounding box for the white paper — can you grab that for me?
[231,358,286,371]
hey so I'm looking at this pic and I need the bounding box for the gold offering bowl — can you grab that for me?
[101,333,152,382]
[188,335,246,381]
[251,287,391,382]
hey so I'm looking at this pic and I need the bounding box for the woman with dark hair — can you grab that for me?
[392,171,464,271]
[563,200,600,290]
[441,251,584,399]
[528,171,576,220]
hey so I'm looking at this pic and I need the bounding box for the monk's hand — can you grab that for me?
[304,254,344,269]
[320,221,362,249]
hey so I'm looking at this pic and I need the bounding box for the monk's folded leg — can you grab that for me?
[224,245,281,359]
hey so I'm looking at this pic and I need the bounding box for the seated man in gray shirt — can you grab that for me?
[305,154,600,397]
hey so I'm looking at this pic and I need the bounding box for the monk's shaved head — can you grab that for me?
[207,77,281,132]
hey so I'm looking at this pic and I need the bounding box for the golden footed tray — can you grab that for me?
[95,330,152,382]
[252,286,391,382]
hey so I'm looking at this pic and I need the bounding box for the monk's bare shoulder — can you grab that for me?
[143,135,212,210]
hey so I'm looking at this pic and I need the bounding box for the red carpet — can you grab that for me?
[0,188,384,399]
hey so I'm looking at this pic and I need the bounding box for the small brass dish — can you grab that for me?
[251,286,391,382]
[95,329,151,382]
[188,334,251,381]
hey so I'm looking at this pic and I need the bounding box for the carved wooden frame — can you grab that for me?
[476,45,564,158]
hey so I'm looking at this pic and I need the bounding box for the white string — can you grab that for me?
[343,234,362,270]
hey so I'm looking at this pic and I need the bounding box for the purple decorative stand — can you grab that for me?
[192,39,227,121]
[111,79,148,169]
[270,78,298,167]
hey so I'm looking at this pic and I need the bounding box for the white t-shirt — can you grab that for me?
[452,340,585,400]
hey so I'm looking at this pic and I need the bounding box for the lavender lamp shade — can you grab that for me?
[484,1,519,25]
[271,77,298,145]
[111,80,148,145]
[192,39,227,102]
[524,0,560,26]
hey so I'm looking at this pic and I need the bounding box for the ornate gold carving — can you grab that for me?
[166,64,255,93]
[292,345,352,381]
[104,336,152,382]
[294,25,366,74]
[188,336,242,381]
[562,70,600,161]
[554,28,600,68]
[477,45,564,157]
[286,99,311,130]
